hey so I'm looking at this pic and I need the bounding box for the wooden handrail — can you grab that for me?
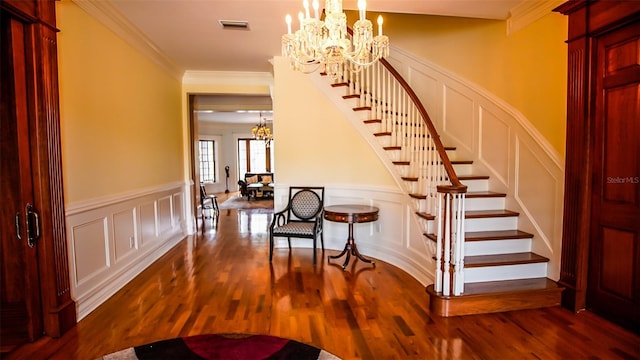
[344,24,466,194]
[378,58,466,193]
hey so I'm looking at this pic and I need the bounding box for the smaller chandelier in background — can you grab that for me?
[282,0,389,79]
[251,112,273,147]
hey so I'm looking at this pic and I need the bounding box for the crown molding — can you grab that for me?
[507,0,565,35]
[71,0,184,80]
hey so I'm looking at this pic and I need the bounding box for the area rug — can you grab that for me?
[218,196,273,210]
[99,333,340,360]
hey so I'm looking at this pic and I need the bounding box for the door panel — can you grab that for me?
[0,12,43,351]
[588,21,640,332]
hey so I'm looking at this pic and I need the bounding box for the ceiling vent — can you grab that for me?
[218,20,249,30]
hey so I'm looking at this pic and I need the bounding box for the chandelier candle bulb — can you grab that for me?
[303,0,310,18]
[286,14,292,34]
[298,12,304,29]
[377,15,383,36]
[312,0,319,19]
[358,0,366,21]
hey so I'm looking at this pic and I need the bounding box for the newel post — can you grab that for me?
[436,185,467,296]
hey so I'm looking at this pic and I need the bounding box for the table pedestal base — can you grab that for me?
[328,223,375,270]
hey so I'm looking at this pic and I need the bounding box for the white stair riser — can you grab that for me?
[465,197,505,211]
[460,179,488,192]
[464,262,547,283]
[465,216,518,232]
[465,238,532,256]
[419,219,435,234]
[453,164,473,175]
[445,149,458,161]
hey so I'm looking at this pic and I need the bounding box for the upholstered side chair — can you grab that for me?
[269,186,324,264]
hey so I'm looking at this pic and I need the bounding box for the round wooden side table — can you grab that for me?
[324,204,379,270]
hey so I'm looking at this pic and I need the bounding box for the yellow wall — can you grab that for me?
[57,0,184,203]
[272,57,396,187]
[354,11,568,155]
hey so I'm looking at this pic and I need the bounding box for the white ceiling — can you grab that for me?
[94,0,531,123]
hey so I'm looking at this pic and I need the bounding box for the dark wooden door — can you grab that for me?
[0,12,44,351]
[587,20,640,332]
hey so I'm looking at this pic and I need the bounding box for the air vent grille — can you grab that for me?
[219,20,249,30]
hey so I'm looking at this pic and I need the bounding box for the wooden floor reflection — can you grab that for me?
[6,203,640,360]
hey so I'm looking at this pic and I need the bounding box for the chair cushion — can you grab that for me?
[261,175,272,184]
[272,222,315,236]
[246,175,259,184]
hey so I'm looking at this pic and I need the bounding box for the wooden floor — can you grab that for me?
[6,195,639,359]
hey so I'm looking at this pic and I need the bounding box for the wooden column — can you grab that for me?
[554,0,640,313]
[1,0,76,337]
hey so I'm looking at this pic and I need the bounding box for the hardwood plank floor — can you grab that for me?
[5,197,639,359]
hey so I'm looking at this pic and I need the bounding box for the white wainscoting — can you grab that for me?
[65,181,188,320]
[272,185,434,286]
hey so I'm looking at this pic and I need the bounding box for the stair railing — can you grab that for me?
[327,57,468,296]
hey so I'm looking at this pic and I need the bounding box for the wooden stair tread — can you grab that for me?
[465,209,519,218]
[452,160,473,164]
[424,230,533,242]
[461,277,561,296]
[465,252,549,267]
[465,230,534,241]
[465,191,506,198]
[416,212,435,220]
[458,175,490,180]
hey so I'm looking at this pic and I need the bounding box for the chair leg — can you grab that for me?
[313,237,317,265]
[269,233,274,262]
[212,196,219,215]
[287,237,292,250]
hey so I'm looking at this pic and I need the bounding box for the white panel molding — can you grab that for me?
[442,84,476,155]
[66,182,187,320]
[112,208,137,263]
[513,135,563,278]
[69,218,109,289]
[478,106,511,187]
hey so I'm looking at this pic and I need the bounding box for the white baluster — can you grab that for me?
[435,193,443,293]
[453,193,465,295]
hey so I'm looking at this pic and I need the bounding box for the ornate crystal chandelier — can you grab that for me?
[281,0,389,79]
[251,112,273,147]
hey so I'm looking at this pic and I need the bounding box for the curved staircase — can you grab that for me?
[316,58,563,317]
